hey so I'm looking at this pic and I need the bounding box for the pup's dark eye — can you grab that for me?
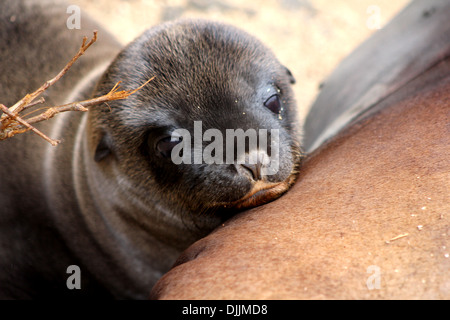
[156,136,182,158]
[264,94,281,114]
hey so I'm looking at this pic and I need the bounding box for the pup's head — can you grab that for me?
[89,19,302,232]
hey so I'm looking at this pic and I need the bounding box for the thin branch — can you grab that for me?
[0,31,154,146]
[0,104,59,145]
[25,76,154,126]
[22,97,46,111]
[7,31,98,116]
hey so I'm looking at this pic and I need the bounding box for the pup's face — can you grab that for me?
[89,20,302,230]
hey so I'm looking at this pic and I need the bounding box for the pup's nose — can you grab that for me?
[240,162,263,181]
[237,149,270,181]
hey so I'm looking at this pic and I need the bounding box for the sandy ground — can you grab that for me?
[71,0,409,123]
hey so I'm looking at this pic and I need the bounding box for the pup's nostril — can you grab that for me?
[237,149,270,181]
[240,162,263,181]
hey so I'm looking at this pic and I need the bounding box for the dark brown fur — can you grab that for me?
[0,1,300,298]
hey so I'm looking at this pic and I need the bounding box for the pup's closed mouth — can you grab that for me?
[212,170,298,210]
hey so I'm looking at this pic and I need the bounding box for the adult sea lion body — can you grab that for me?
[0,1,300,298]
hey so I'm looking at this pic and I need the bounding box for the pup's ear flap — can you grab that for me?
[94,133,113,162]
[285,67,296,85]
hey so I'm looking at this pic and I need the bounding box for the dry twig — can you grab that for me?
[0,31,153,146]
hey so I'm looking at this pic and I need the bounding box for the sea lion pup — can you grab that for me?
[0,2,301,299]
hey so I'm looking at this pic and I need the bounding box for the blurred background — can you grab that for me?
[71,0,409,123]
